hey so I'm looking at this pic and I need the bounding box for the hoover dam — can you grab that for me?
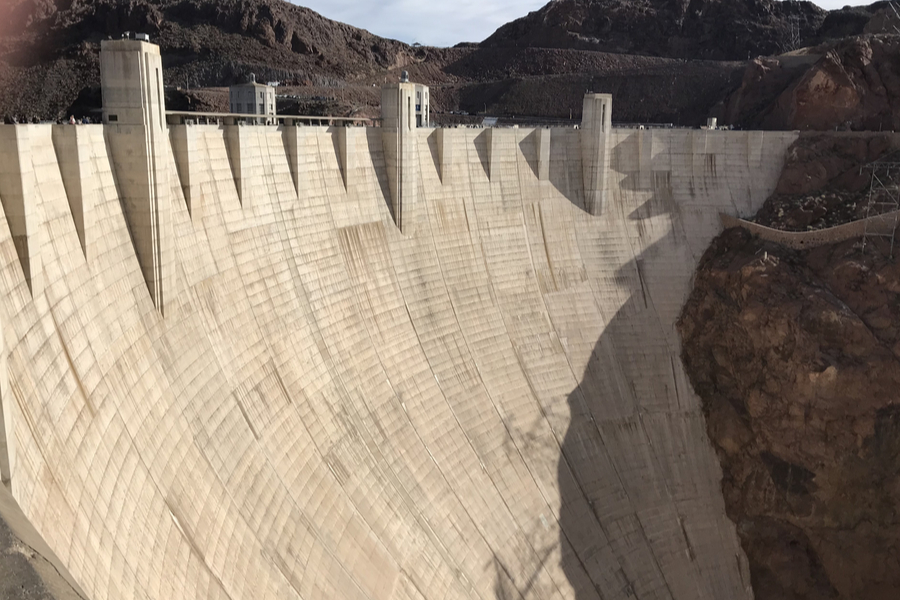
[0,39,798,600]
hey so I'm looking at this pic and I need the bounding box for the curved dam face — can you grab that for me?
[0,100,795,598]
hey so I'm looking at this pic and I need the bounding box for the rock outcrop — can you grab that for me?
[0,0,414,119]
[681,227,900,600]
[481,0,828,60]
[680,133,900,599]
[6,0,900,131]
[722,36,900,131]
[750,133,894,230]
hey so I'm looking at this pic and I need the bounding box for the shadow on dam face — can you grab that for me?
[487,192,701,600]
[0,122,800,600]
[548,132,752,600]
[556,288,666,600]
[485,175,708,600]
[558,195,670,600]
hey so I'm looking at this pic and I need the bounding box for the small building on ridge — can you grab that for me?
[229,74,275,118]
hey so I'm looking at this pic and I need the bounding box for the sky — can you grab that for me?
[291,0,548,47]
[291,0,877,48]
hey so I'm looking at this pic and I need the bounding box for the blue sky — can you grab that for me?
[291,0,876,48]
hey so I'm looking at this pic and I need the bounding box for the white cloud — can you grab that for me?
[814,0,872,8]
[291,0,880,48]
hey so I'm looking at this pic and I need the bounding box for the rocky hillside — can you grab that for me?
[679,133,900,600]
[4,0,900,130]
[481,0,900,59]
[0,0,417,119]
[431,47,746,124]
[476,0,900,131]
[0,0,751,124]
[720,35,900,131]
[0,0,411,76]
[482,0,829,60]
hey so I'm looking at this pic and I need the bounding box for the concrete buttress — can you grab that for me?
[581,93,612,215]
[0,125,42,296]
[536,127,551,181]
[52,124,95,259]
[100,39,173,315]
[381,82,418,231]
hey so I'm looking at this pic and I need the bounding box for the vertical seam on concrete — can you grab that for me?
[167,128,370,600]
[314,135,493,600]
[460,129,624,599]
[372,151,570,600]
[509,128,638,600]
[263,128,459,600]
[413,132,583,598]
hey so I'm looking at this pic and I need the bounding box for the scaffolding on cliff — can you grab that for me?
[861,151,900,259]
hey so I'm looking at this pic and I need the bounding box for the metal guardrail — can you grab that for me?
[164,111,719,132]
[164,111,379,127]
[722,211,900,251]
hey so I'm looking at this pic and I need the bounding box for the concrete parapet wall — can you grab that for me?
[51,125,96,260]
[721,210,900,249]
[225,124,265,207]
[0,121,797,600]
[169,123,198,216]
[0,126,42,296]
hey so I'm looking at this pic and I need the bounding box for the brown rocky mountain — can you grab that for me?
[721,35,900,131]
[2,0,900,130]
[681,222,900,600]
[482,0,829,60]
[0,0,411,76]
[0,0,418,119]
[476,0,900,131]
[480,0,900,59]
[0,0,900,129]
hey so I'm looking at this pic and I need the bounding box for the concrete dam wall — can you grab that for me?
[0,48,798,600]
